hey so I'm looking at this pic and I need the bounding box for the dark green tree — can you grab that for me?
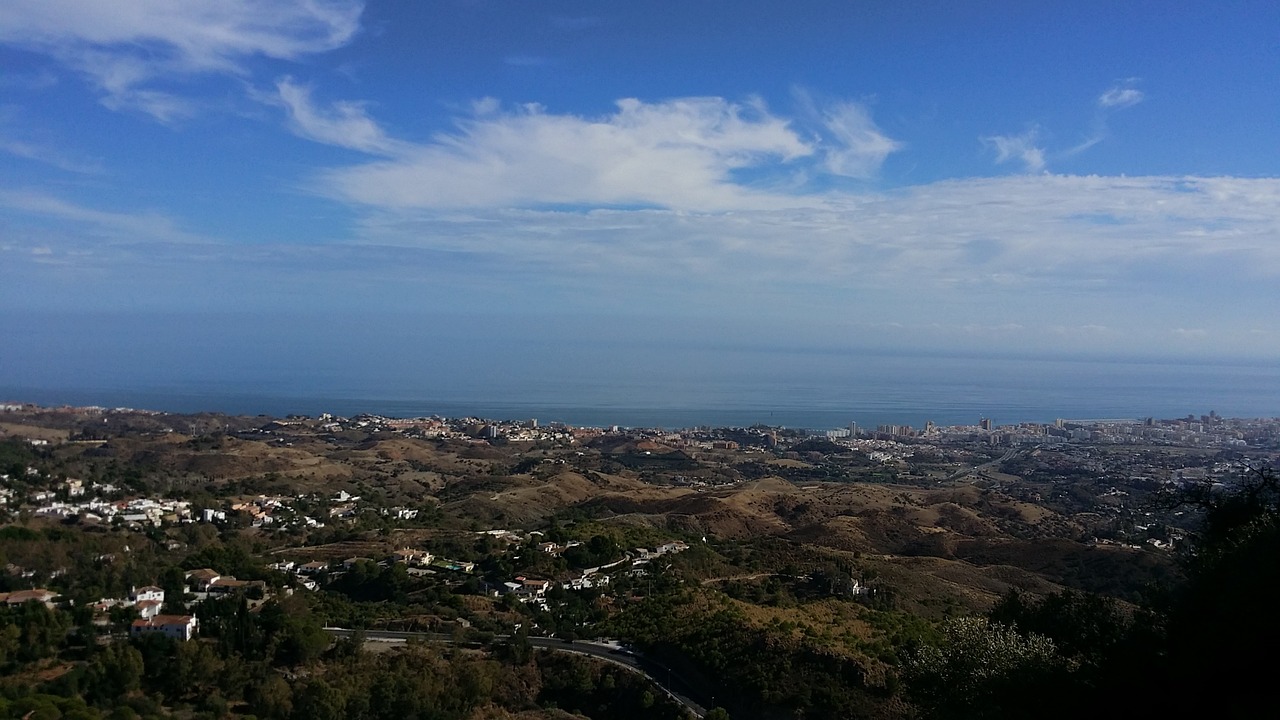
[1158,465,1280,716]
[86,642,145,703]
[902,616,1067,719]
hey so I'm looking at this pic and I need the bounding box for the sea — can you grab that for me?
[3,354,1278,431]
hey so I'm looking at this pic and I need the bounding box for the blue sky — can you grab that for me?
[3,1,1280,402]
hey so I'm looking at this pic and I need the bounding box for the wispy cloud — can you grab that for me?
[1099,82,1145,109]
[0,133,102,174]
[793,89,903,179]
[281,90,905,211]
[275,77,402,155]
[306,96,815,211]
[339,175,1280,291]
[1065,80,1145,157]
[817,101,904,178]
[0,189,207,245]
[267,85,1280,292]
[983,129,1046,173]
[0,0,364,121]
[9,173,1280,354]
[993,82,1146,167]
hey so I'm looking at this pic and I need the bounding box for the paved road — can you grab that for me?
[323,627,708,717]
[945,446,1020,482]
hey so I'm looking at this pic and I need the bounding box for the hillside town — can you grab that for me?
[0,402,1275,720]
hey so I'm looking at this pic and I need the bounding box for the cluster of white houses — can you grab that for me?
[30,494,192,527]
[90,584,164,617]
[115,567,278,641]
[92,585,199,640]
[3,534,696,644]
[1,585,198,641]
[2,472,365,532]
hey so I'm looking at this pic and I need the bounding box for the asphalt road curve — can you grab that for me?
[322,627,709,717]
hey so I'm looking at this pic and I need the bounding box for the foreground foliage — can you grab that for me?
[899,466,1280,719]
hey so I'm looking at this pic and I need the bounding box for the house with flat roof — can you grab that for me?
[130,585,164,604]
[131,614,197,641]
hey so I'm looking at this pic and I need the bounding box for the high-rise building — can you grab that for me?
[979,418,993,431]
[877,424,914,437]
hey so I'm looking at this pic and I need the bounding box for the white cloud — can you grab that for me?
[10,173,1280,355]
[100,87,197,124]
[276,77,401,155]
[340,174,1280,292]
[0,0,364,120]
[16,169,1279,314]
[818,101,904,178]
[314,97,815,211]
[472,97,502,116]
[0,189,208,245]
[0,138,102,174]
[994,82,1145,165]
[1059,81,1145,156]
[1062,134,1105,158]
[1099,85,1144,109]
[279,89,903,209]
[983,130,1046,173]
[791,89,902,179]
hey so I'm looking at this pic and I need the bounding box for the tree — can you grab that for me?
[5,601,70,662]
[87,642,144,702]
[498,625,532,665]
[0,624,19,667]
[1156,465,1280,716]
[108,603,139,630]
[903,616,1067,719]
[291,678,344,720]
[172,638,224,699]
[265,604,330,666]
[159,566,188,614]
[248,674,293,720]
[988,589,1129,663]
[972,464,1280,718]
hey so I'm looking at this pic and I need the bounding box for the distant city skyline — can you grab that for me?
[3,2,1279,401]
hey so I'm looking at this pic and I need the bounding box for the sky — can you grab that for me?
[2,1,1280,405]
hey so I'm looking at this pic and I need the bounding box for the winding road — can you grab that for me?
[323,627,709,717]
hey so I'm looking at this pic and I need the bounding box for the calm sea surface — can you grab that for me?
[3,355,1278,430]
